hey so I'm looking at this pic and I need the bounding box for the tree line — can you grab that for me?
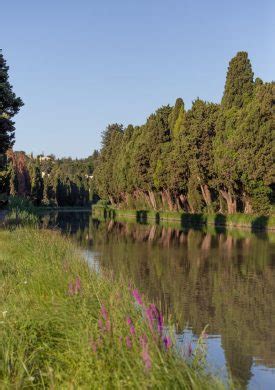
[94,52,274,214]
[6,151,98,207]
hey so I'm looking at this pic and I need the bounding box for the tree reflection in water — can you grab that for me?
[42,212,275,389]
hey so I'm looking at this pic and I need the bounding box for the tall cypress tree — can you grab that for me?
[30,164,44,206]
[214,52,255,213]
[0,50,24,158]
[169,98,185,136]
[221,51,254,109]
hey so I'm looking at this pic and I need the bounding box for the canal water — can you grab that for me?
[42,211,275,389]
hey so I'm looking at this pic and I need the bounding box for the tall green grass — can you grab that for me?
[5,196,39,226]
[0,228,224,389]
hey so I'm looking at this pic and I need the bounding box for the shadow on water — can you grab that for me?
[251,215,269,234]
[136,210,148,224]
[180,213,205,231]
[214,214,227,234]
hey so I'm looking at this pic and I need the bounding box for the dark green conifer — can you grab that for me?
[221,51,254,109]
[0,50,23,157]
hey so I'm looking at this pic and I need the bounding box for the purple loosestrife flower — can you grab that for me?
[126,317,132,326]
[90,338,97,353]
[101,305,108,321]
[141,342,151,371]
[98,318,103,330]
[145,307,154,332]
[74,276,81,294]
[139,334,148,348]
[130,325,135,335]
[163,336,172,350]
[126,336,132,349]
[139,333,151,370]
[157,313,163,335]
[150,304,163,335]
[105,319,111,332]
[126,317,135,335]
[132,289,143,306]
[188,342,193,357]
[68,282,74,296]
[145,304,163,336]
[68,277,81,296]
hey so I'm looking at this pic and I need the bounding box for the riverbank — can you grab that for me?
[92,205,275,231]
[0,228,223,388]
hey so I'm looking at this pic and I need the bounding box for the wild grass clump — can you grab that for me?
[0,228,224,389]
[5,196,39,227]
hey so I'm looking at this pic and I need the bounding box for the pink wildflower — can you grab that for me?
[132,289,143,306]
[126,336,132,349]
[101,305,108,320]
[126,317,132,326]
[90,338,97,353]
[145,304,163,335]
[141,342,151,370]
[126,317,135,335]
[139,334,148,347]
[68,282,74,296]
[188,342,193,357]
[105,319,111,332]
[163,336,172,350]
[98,318,103,330]
[74,276,81,294]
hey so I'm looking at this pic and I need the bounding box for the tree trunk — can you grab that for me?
[201,233,212,252]
[164,189,174,211]
[243,193,252,214]
[161,191,166,209]
[148,225,157,241]
[219,189,237,214]
[200,184,212,209]
[108,195,115,206]
[175,196,182,211]
[179,194,191,213]
[148,190,157,210]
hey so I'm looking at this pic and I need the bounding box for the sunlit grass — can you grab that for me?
[0,228,225,388]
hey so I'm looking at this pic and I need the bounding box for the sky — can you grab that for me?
[1,0,274,158]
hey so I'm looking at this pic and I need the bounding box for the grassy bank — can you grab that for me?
[0,228,223,388]
[92,205,275,231]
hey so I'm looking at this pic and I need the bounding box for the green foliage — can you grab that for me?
[221,51,254,109]
[6,196,39,226]
[0,228,224,389]
[0,50,24,157]
[92,51,273,215]
[169,98,185,137]
[30,164,43,205]
[5,153,99,208]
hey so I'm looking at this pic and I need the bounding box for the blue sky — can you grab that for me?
[1,0,274,158]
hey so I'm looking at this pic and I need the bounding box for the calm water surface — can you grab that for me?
[42,211,275,389]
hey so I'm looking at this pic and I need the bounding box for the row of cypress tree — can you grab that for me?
[94,52,274,214]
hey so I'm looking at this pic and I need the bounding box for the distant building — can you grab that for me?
[38,155,52,161]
